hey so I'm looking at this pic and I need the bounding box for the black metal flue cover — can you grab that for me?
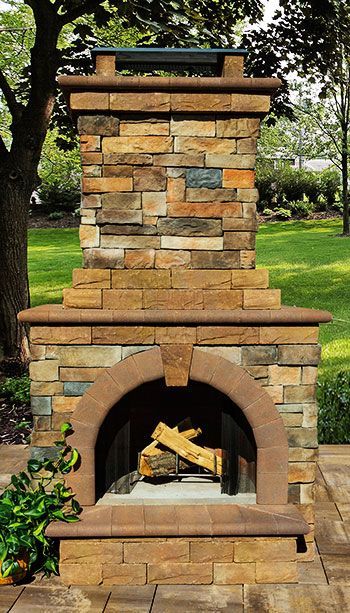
[91,47,248,74]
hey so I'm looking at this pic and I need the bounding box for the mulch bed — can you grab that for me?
[28,213,79,229]
[0,398,32,445]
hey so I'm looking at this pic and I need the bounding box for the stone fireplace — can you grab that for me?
[20,47,331,586]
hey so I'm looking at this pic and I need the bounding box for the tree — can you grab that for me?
[245,0,350,234]
[0,0,263,361]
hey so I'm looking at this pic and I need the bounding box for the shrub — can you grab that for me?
[0,375,30,406]
[316,168,341,210]
[37,180,80,215]
[318,371,350,444]
[289,199,314,218]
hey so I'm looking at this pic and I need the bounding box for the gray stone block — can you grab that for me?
[77,115,119,136]
[186,168,222,188]
[64,382,92,397]
[191,250,240,269]
[31,396,52,415]
[31,446,60,461]
[241,346,277,365]
[157,218,222,237]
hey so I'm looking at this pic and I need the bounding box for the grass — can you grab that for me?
[28,219,350,378]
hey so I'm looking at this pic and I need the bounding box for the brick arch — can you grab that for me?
[67,346,288,506]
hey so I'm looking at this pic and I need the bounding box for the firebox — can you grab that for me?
[20,47,332,586]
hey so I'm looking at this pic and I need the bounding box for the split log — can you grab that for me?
[151,422,222,476]
[139,426,201,477]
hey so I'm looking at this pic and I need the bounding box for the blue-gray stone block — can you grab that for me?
[31,396,52,415]
[64,381,92,396]
[186,168,222,189]
[31,446,60,461]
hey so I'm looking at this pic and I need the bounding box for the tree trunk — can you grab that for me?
[0,173,32,359]
[342,133,349,235]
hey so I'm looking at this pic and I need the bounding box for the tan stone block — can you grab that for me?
[63,288,102,309]
[172,270,231,290]
[30,326,92,345]
[31,431,63,446]
[161,345,193,386]
[120,122,169,136]
[71,92,109,110]
[237,138,257,154]
[144,289,203,310]
[112,270,171,289]
[92,326,154,345]
[244,365,268,380]
[33,415,51,431]
[170,117,215,136]
[80,135,101,152]
[153,153,205,167]
[155,250,190,269]
[52,396,80,413]
[110,92,170,112]
[167,177,186,202]
[103,153,153,166]
[280,413,303,427]
[101,235,160,249]
[79,225,99,248]
[302,404,318,428]
[31,381,63,396]
[191,542,234,562]
[223,232,255,250]
[197,326,259,345]
[60,367,105,382]
[124,542,189,563]
[240,250,256,268]
[231,94,270,112]
[52,411,73,430]
[200,346,241,364]
[223,169,255,188]
[167,202,241,218]
[243,289,281,309]
[300,483,315,504]
[302,366,318,384]
[222,55,244,76]
[156,327,196,344]
[148,562,212,584]
[60,562,103,586]
[96,210,142,224]
[30,344,46,360]
[102,289,143,309]
[242,202,257,218]
[81,153,103,165]
[82,177,132,193]
[237,188,259,203]
[102,165,133,178]
[102,136,172,154]
[29,360,59,382]
[262,385,284,403]
[134,167,166,191]
[72,269,110,290]
[125,249,155,269]
[175,136,236,155]
[289,448,318,462]
[216,118,260,138]
[269,365,301,385]
[284,385,316,403]
[142,192,167,216]
[256,561,297,583]
[206,153,256,169]
[47,345,122,367]
[288,462,316,483]
[101,192,141,209]
[203,290,243,309]
[61,540,123,564]
[260,327,319,345]
[231,270,268,288]
[171,93,231,112]
[82,164,101,177]
[102,563,146,585]
[161,236,223,250]
[223,217,258,231]
[214,562,256,584]
[83,248,124,269]
[234,540,296,563]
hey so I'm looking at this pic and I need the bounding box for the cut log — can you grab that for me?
[139,426,201,477]
[151,422,222,476]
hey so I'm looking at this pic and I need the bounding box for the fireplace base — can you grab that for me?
[58,535,300,586]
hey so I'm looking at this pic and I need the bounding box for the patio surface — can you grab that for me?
[0,444,349,612]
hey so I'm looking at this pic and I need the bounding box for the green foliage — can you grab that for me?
[37,181,80,214]
[0,423,80,580]
[256,165,340,214]
[318,372,350,444]
[0,375,30,406]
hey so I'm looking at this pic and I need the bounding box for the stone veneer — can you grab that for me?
[19,49,331,585]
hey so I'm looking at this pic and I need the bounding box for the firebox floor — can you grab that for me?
[97,476,256,505]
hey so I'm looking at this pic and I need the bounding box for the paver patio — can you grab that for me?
[0,444,349,612]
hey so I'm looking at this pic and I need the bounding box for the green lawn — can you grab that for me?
[28,219,350,378]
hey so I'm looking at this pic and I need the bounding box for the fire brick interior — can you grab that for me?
[19,47,332,586]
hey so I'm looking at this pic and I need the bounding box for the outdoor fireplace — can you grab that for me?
[20,47,331,586]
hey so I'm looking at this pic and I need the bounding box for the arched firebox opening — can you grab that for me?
[95,379,256,501]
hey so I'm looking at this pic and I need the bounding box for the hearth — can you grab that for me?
[19,46,332,586]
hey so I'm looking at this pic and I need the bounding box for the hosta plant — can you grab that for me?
[0,423,81,581]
